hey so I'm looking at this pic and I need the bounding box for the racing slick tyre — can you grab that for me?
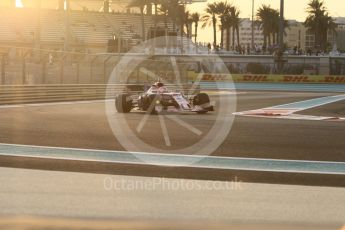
[115,94,132,113]
[193,93,210,106]
[193,93,211,114]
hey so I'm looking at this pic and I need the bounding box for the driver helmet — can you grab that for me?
[154,82,164,88]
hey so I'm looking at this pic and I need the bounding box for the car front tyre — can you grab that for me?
[115,94,132,113]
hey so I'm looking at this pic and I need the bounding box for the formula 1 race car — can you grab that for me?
[115,82,214,114]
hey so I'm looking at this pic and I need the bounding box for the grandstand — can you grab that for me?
[0,0,205,53]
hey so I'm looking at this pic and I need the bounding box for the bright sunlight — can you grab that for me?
[15,0,24,8]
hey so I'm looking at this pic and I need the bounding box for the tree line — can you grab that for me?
[128,0,337,52]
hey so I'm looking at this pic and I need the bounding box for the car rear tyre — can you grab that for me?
[193,93,210,106]
[193,93,211,114]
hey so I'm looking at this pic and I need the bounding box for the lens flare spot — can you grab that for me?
[16,0,24,8]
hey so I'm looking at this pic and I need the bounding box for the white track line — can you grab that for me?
[159,115,171,146]
[0,142,341,164]
[234,94,345,121]
[0,143,344,175]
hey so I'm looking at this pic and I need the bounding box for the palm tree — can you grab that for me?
[257,4,289,50]
[152,0,159,38]
[270,9,280,44]
[215,1,231,49]
[160,0,180,32]
[271,9,289,45]
[256,4,273,48]
[230,6,241,51]
[158,1,169,33]
[128,0,151,41]
[191,12,200,43]
[173,4,188,52]
[202,2,218,47]
[222,12,233,50]
[184,10,193,40]
[304,0,336,51]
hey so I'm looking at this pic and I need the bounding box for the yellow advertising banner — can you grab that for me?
[188,72,345,84]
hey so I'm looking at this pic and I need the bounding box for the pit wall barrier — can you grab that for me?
[188,72,345,84]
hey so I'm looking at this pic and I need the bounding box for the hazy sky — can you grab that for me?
[188,0,345,43]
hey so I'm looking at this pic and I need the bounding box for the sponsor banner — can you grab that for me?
[188,72,345,84]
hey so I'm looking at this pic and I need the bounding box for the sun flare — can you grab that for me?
[16,0,24,8]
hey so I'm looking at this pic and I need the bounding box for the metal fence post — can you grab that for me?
[75,54,84,85]
[77,62,80,84]
[42,60,47,84]
[22,51,30,85]
[1,55,5,85]
[39,53,48,84]
[60,60,64,84]
[90,56,98,84]
[104,55,112,84]
[22,57,26,85]
[60,54,66,84]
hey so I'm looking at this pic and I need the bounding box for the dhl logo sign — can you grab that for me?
[197,73,345,84]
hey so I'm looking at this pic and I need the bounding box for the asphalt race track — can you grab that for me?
[1,88,345,227]
[0,90,344,186]
[0,91,344,160]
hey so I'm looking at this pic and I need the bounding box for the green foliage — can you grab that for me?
[256,4,289,47]
[226,64,241,74]
[246,63,271,74]
[304,0,336,51]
